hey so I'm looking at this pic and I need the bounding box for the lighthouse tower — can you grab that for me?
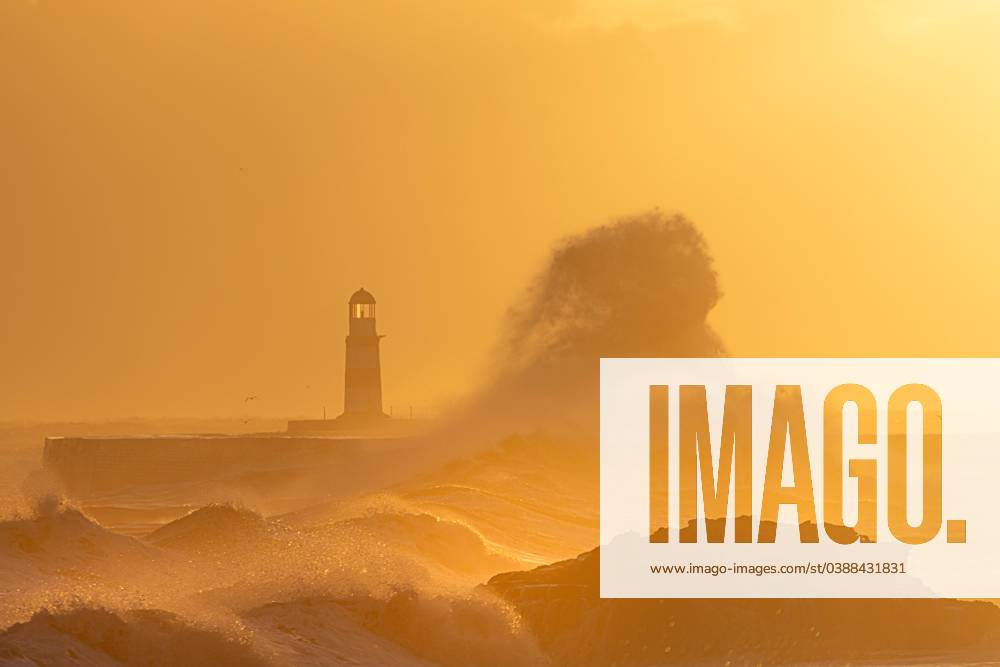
[340,288,388,422]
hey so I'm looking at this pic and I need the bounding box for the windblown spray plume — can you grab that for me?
[455,209,725,440]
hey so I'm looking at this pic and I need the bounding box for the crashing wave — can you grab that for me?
[145,503,272,552]
[0,607,264,667]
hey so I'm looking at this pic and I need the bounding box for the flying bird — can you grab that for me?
[245,395,259,402]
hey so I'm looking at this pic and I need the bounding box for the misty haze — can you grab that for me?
[3,1,1000,665]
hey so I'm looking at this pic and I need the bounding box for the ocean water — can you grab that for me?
[0,423,997,666]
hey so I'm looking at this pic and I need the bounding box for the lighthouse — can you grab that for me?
[340,288,388,422]
[287,288,424,434]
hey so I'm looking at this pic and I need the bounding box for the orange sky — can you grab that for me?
[2,1,1000,421]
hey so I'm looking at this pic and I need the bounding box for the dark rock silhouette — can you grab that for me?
[486,548,1000,666]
